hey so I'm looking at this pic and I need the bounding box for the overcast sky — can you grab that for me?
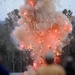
[0,0,75,21]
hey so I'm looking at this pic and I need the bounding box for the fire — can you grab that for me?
[12,0,72,67]
[33,62,37,69]
[20,42,25,50]
[29,0,36,6]
[29,1,34,6]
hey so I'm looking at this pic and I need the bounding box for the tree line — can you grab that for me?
[0,9,75,72]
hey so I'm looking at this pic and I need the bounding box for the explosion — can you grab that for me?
[12,0,72,67]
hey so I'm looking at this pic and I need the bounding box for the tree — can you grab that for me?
[62,9,67,16]
[0,9,33,72]
[62,9,73,20]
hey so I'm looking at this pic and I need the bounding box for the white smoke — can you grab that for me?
[12,0,72,65]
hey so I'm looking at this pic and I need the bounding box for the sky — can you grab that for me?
[0,0,75,21]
